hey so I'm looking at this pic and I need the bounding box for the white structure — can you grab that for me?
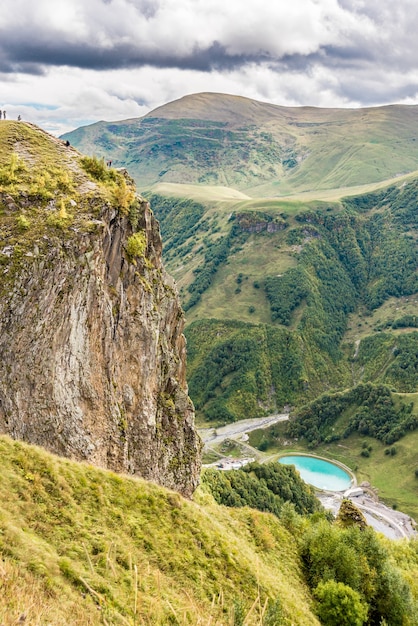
[344,487,364,498]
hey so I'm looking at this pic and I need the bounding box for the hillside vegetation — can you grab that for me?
[61,96,418,421]
[3,97,418,625]
[0,120,139,267]
[2,435,418,625]
[62,93,418,509]
[62,93,418,196]
[142,178,418,429]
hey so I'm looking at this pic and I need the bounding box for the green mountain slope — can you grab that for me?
[62,93,418,196]
[2,435,418,625]
[0,436,317,625]
[62,94,418,483]
[143,179,417,426]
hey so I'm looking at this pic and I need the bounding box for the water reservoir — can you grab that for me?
[279,455,353,491]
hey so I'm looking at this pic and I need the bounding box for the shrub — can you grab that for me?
[47,199,73,229]
[112,177,136,214]
[314,580,368,626]
[16,214,30,231]
[80,155,108,181]
[125,231,147,260]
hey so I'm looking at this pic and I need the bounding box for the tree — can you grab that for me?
[314,580,368,626]
[336,499,367,531]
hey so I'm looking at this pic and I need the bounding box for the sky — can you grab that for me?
[2,0,418,135]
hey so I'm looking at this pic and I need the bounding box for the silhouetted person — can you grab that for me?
[65,140,70,147]
[3,111,6,119]
[0,111,2,120]
[17,115,21,121]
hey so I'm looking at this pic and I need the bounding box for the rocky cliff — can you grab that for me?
[0,121,201,497]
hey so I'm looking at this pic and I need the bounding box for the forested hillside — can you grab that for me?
[63,93,418,465]
[144,178,418,431]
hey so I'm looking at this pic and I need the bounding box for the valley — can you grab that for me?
[1,94,418,623]
[63,93,418,516]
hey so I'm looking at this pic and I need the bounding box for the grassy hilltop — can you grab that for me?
[62,93,418,195]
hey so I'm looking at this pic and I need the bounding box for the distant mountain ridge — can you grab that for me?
[62,92,418,195]
[62,96,418,463]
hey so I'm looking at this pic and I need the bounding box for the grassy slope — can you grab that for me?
[0,120,115,243]
[0,435,319,626]
[62,94,418,196]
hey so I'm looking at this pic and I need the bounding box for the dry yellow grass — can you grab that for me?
[0,435,319,625]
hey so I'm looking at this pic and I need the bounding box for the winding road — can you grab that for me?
[198,412,289,446]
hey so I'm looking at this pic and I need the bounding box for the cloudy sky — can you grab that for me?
[1,0,418,135]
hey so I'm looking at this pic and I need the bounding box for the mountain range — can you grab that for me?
[1,95,418,623]
[64,93,418,515]
[62,92,418,196]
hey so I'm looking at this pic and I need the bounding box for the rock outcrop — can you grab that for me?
[0,122,201,497]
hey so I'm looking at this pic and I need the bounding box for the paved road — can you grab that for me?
[198,413,289,446]
[317,493,416,540]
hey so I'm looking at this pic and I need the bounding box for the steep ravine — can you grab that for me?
[0,122,201,497]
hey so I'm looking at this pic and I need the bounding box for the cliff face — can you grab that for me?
[0,122,201,497]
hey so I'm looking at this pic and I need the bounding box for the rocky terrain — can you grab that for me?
[0,121,201,497]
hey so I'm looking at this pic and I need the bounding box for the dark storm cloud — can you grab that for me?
[0,0,366,74]
[0,38,270,74]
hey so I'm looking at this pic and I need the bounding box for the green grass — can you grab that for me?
[249,169,418,202]
[344,294,418,345]
[184,231,297,326]
[0,435,320,625]
[4,434,418,624]
[149,182,251,201]
[63,94,418,197]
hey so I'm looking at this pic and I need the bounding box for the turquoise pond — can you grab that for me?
[279,455,352,491]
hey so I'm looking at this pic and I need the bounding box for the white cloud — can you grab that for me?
[1,0,418,133]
